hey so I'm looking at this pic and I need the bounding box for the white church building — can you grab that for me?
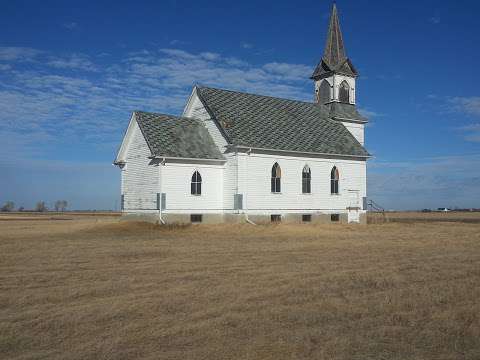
[114,4,370,224]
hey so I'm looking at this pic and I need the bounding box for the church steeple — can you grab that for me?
[312,3,358,105]
[323,3,346,69]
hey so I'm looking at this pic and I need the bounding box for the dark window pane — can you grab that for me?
[272,163,279,177]
[319,80,331,104]
[271,215,281,222]
[191,214,202,223]
[302,214,312,222]
[339,81,350,103]
[191,171,202,195]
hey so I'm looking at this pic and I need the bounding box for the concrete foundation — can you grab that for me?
[121,211,367,225]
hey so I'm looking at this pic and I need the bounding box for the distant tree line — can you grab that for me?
[54,200,68,212]
[1,201,15,212]
[0,200,69,212]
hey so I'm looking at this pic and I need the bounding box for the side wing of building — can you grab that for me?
[183,88,237,212]
[116,116,159,211]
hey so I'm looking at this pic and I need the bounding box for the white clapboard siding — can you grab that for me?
[342,122,365,145]
[240,153,366,213]
[183,89,238,210]
[161,163,224,211]
[223,153,238,210]
[122,121,158,210]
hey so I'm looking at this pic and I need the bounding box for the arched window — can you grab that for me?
[191,171,202,195]
[331,166,339,194]
[302,165,311,194]
[318,80,331,104]
[271,163,281,193]
[339,81,350,103]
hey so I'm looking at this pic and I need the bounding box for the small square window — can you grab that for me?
[271,215,281,223]
[331,214,340,222]
[302,214,312,222]
[191,214,202,223]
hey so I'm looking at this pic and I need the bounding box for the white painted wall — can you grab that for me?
[240,152,366,214]
[183,89,238,211]
[342,122,365,146]
[161,163,224,213]
[157,151,366,215]
[122,120,159,210]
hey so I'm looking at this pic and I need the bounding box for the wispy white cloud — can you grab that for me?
[449,97,480,117]
[169,39,189,46]
[0,47,42,62]
[120,48,311,99]
[358,108,383,118]
[241,42,253,49]
[0,46,312,163]
[458,124,480,132]
[262,62,311,82]
[429,16,441,24]
[426,95,480,142]
[456,123,480,142]
[63,22,78,30]
[47,53,97,71]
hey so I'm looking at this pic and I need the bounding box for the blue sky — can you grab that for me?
[1,0,479,210]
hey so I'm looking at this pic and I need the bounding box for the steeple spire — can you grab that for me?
[311,3,357,80]
[323,3,346,68]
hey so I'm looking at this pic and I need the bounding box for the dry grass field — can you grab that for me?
[1,213,479,359]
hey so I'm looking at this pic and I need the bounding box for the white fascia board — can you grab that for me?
[182,86,197,117]
[150,155,226,163]
[231,145,371,160]
[114,112,137,165]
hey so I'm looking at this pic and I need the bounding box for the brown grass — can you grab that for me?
[1,213,480,359]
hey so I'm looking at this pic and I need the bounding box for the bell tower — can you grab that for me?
[311,3,358,105]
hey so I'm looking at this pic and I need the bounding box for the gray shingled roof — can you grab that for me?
[327,102,367,122]
[196,87,369,157]
[311,4,358,79]
[134,111,225,160]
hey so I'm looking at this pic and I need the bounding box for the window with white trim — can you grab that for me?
[302,165,311,194]
[331,166,339,194]
[191,171,202,195]
[271,163,281,193]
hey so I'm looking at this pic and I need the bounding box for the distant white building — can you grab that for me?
[114,4,370,224]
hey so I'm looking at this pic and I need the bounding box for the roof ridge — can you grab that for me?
[134,110,199,122]
[197,85,327,109]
